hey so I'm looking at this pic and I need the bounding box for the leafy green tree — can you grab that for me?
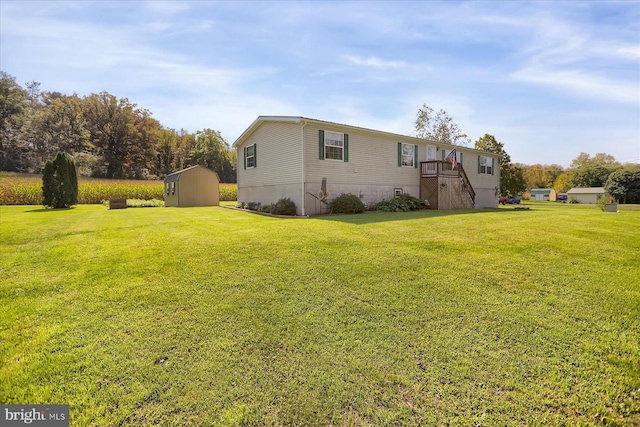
[42,152,78,208]
[155,128,179,176]
[34,93,91,159]
[572,165,617,188]
[175,129,196,171]
[569,152,620,188]
[474,134,525,195]
[0,72,29,171]
[84,92,160,179]
[502,164,526,196]
[414,103,470,146]
[570,152,619,169]
[190,128,236,182]
[553,171,573,193]
[519,163,565,190]
[605,169,640,203]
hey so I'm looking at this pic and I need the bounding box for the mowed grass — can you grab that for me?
[0,204,638,426]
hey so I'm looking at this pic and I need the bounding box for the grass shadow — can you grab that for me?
[26,207,76,213]
[314,207,518,225]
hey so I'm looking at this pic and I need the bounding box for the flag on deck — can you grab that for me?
[446,149,457,169]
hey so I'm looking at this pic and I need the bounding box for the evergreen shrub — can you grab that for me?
[42,153,78,208]
[330,193,366,214]
[271,198,297,216]
[259,204,273,213]
[375,193,423,212]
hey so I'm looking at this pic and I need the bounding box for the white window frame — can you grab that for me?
[246,145,255,168]
[479,156,493,175]
[426,146,437,161]
[401,143,415,167]
[324,131,344,161]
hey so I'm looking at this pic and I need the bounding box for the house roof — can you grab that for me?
[163,165,219,183]
[566,187,605,194]
[232,116,498,157]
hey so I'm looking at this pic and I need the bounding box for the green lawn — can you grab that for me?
[1,204,638,426]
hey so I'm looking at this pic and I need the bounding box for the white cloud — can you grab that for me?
[343,55,408,70]
[512,66,639,105]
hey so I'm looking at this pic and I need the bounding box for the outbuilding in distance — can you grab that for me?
[566,187,605,204]
[163,165,220,207]
[530,188,556,201]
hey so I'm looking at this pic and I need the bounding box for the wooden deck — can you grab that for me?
[419,161,475,209]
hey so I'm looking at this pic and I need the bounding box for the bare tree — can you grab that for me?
[414,103,470,146]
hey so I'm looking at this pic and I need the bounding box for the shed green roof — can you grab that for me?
[530,188,553,194]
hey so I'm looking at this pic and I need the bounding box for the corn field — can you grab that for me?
[0,173,237,205]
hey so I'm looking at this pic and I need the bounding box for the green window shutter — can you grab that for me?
[344,134,349,162]
[414,144,418,168]
[243,146,247,170]
[253,144,257,168]
[478,155,481,174]
[459,151,463,164]
[319,130,325,160]
[491,158,494,175]
[442,149,446,160]
[398,142,402,167]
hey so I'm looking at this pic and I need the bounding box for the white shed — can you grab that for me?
[566,187,605,204]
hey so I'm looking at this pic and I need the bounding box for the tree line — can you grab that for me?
[414,103,640,202]
[0,72,236,182]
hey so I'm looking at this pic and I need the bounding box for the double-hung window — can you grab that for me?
[245,144,255,168]
[479,155,494,175]
[401,143,415,167]
[319,130,349,161]
[324,131,344,161]
[398,142,418,168]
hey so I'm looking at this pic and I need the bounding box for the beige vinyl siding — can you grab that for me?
[237,121,304,213]
[237,122,302,187]
[464,155,500,189]
[303,123,499,208]
[304,124,419,187]
[438,150,499,208]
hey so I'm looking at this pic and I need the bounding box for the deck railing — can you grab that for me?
[420,161,475,204]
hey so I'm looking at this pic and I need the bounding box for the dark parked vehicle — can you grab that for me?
[499,195,521,205]
[557,194,568,202]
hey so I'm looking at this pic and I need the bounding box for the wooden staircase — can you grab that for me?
[420,161,475,209]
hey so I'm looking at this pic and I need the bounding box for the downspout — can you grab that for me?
[236,146,240,203]
[300,120,307,216]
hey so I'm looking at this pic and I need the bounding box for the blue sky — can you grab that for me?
[1,0,638,167]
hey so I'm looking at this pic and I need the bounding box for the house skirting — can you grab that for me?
[304,182,419,215]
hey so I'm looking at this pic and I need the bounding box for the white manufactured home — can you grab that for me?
[234,116,500,216]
